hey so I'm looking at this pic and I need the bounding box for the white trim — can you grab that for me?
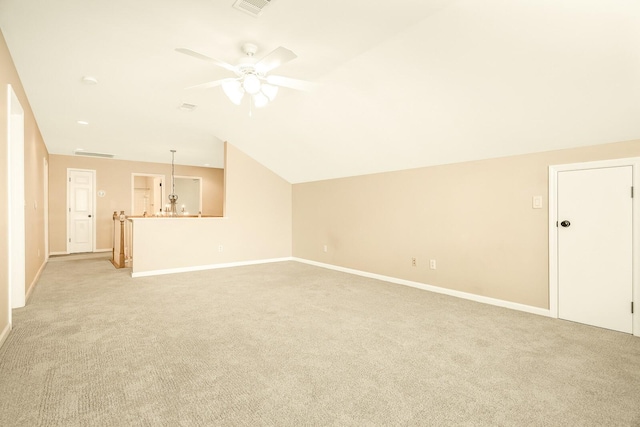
[293,258,551,317]
[548,168,559,318]
[50,250,113,256]
[44,157,49,261]
[7,84,25,311]
[66,168,97,253]
[549,157,640,337]
[131,257,294,278]
[0,323,10,349]
[131,255,552,317]
[25,260,47,303]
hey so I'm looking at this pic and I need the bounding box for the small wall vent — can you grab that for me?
[232,0,271,17]
[73,150,115,159]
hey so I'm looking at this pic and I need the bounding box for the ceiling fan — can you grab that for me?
[176,43,312,108]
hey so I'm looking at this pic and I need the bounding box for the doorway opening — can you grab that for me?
[131,173,165,216]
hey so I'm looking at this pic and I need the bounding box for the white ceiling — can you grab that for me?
[1,0,639,183]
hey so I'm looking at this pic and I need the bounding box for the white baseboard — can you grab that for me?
[25,259,47,303]
[293,258,550,318]
[132,257,294,278]
[50,249,111,256]
[0,322,11,350]
[130,256,550,318]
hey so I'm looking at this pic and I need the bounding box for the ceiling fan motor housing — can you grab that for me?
[242,43,258,56]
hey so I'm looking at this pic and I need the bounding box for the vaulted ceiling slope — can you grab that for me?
[1,0,638,183]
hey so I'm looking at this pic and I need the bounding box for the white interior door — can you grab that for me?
[68,169,95,253]
[557,166,633,333]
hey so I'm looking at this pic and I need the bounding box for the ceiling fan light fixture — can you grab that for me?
[222,80,245,105]
[261,83,278,101]
[253,92,269,108]
[243,74,261,95]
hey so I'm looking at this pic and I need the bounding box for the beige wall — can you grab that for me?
[0,29,48,341]
[131,143,292,275]
[293,139,640,310]
[49,155,223,253]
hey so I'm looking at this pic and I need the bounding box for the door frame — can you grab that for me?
[549,157,640,336]
[7,84,25,311]
[44,157,49,260]
[66,168,96,253]
[131,173,165,215]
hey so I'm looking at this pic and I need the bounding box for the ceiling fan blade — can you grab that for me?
[255,47,297,74]
[185,78,239,90]
[175,48,237,72]
[266,75,314,91]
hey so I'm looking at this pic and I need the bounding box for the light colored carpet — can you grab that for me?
[0,259,639,426]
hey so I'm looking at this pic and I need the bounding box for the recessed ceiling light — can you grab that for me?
[77,120,89,125]
[82,76,98,85]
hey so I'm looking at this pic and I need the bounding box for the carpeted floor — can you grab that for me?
[1,258,639,426]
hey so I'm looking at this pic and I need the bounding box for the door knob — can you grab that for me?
[560,220,570,227]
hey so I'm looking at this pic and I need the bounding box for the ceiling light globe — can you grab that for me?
[254,92,269,108]
[243,74,261,95]
[261,84,278,101]
[222,80,245,105]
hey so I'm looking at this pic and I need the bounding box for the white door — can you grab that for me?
[68,169,94,253]
[557,166,633,333]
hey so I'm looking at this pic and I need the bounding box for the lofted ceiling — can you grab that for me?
[0,0,639,183]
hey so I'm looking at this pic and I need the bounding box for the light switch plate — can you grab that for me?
[532,196,543,209]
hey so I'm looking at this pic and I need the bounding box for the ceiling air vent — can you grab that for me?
[232,0,271,17]
[179,103,197,112]
[74,150,115,159]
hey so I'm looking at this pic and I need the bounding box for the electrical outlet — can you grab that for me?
[430,259,437,270]
[411,257,417,267]
[218,245,223,252]
[323,245,328,253]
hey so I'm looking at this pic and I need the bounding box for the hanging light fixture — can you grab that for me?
[242,74,261,94]
[221,73,279,110]
[253,92,269,108]
[176,42,305,113]
[221,80,244,105]
[219,44,281,111]
[168,149,178,216]
[261,84,278,101]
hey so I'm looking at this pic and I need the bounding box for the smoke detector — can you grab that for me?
[232,0,271,17]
